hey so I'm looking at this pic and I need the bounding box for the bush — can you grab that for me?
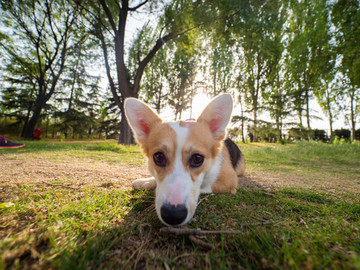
[277,138,286,145]
[334,129,351,139]
[333,136,348,145]
[248,125,281,143]
[288,127,314,141]
[313,129,328,142]
[356,129,360,141]
[352,139,360,146]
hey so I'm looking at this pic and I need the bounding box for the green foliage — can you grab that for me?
[249,123,280,143]
[0,0,93,138]
[332,0,360,89]
[285,0,335,128]
[1,0,359,143]
[330,0,360,141]
[288,127,314,141]
[166,45,198,120]
[334,129,351,140]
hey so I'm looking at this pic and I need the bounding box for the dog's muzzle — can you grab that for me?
[160,203,188,226]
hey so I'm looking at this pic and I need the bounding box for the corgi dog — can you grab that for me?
[124,94,245,226]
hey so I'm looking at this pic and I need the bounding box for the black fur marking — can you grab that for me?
[224,138,242,169]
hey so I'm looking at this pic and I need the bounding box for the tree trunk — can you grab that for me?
[240,101,245,143]
[23,97,45,138]
[21,107,32,137]
[276,116,281,140]
[350,88,356,142]
[213,70,217,95]
[325,88,333,140]
[298,110,303,127]
[119,109,134,144]
[156,83,163,114]
[252,98,258,142]
[305,89,311,129]
[45,116,50,138]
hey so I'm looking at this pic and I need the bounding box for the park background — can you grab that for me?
[0,0,359,144]
[1,1,360,269]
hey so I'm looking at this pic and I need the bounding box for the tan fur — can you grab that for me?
[210,146,239,194]
[134,111,245,194]
[235,155,246,176]
[132,177,156,190]
[183,121,222,181]
[143,122,177,183]
[186,116,242,194]
[125,94,246,226]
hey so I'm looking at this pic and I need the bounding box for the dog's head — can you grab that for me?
[125,94,233,226]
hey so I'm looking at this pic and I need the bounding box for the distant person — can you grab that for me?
[0,135,25,148]
[32,128,44,140]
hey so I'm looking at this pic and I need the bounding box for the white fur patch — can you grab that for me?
[200,152,223,193]
[155,122,194,225]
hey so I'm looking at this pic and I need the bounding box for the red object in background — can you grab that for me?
[32,128,43,140]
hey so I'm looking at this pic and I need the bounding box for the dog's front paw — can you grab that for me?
[132,177,156,190]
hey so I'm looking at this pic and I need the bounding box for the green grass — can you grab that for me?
[1,141,360,269]
[0,139,145,165]
[242,141,360,179]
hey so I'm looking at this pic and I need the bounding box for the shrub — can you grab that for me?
[333,136,348,145]
[277,138,286,145]
[288,127,314,141]
[313,129,328,142]
[334,129,351,139]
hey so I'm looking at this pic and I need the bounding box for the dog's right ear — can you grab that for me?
[124,98,162,143]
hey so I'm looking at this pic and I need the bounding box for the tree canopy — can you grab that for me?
[1,0,359,142]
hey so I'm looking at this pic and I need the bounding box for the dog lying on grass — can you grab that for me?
[125,94,245,226]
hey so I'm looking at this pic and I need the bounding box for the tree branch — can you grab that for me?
[132,9,239,96]
[45,0,59,44]
[128,0,149,11]
[98,27,123,108]
[74,1,114,38]
[133,32,174,96]
[98,0,117,33]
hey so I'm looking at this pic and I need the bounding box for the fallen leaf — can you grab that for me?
[0,202,15,208]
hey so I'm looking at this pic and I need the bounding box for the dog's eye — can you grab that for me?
[153,152,167,167]
[189,153,204,168]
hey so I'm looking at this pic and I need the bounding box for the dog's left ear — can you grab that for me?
[197,93,233,140]
[124,98,162,143]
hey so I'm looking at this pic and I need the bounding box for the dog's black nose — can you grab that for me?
[160,203,188,226]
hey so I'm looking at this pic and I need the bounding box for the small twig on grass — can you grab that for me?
[160,220,273,235]
[40,181,81,190]
[189,235,213,250]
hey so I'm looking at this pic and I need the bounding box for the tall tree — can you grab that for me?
[233,0,283,141]
[0,0,87,138]
[208,40,235,96]
[128,24,168,114]
[261,0,288,139]
[84,0,235,143]
[55,44,102,138]
[331,0,360,142]
[314,75,341,140]
[285,0,334,130]
[166,43,197,120]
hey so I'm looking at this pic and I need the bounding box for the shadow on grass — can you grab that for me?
[2,176,360,270]
[57,184,360,269]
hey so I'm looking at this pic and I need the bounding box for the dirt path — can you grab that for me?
[0,154,149,190]
[1,154,359,195]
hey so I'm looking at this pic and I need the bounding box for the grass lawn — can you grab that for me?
[1,140,360,269]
